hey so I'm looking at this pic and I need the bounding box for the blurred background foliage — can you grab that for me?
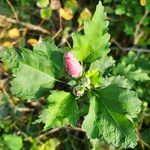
[0,0,150,150]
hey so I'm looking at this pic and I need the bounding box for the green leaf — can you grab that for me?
[0,40,64,99]
[4,135,23,150]
[71,1,110,63]
[85,69,103,88]
[40,7,52,19]
[82,96,100,139]
[83,78,141,148]
[33,40,64,79]
[115,4,126,15]
[124,21,135,35]
[37,91,79,130]
[113,51,150,82]
[89,56,115,74]
[65,0,78,12]
[101,76,131,89]
[146,0,150,11]
[37,138,60,150]
[37,0,49,8]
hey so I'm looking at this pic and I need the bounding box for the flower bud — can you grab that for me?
[65,52,83,78]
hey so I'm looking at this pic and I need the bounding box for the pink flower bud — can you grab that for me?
[65,52,83,78]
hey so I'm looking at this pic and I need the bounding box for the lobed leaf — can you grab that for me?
[37,90,79,130]
[71,1,110,63]
[83,77,141,148]
[0,40,64,99]
[113,51,150,82]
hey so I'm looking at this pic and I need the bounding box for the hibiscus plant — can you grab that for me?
[0,1,141,149]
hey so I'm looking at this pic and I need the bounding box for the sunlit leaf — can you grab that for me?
[59,8,73,20]
[37,0,49,8]
[27,38,38,46]
[40,7,52,19]
[8,28,20,39]
[140,0,147,6]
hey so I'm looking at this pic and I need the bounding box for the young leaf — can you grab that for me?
[38,138,60,150]
[82,78,141,148]
[71,1,110,63]
[40,7,52,19]
[37,91,79,130]
[0,40,64,99]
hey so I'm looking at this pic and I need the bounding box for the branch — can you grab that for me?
[122,47,150,53]
[134,10,149,45]
[16,107,34,112]
[0,15,53,35]
[6,0,19,21]
[37,126,84,140]
[111,39,150,53]
[111,47,150,53]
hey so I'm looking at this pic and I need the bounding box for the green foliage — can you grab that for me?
[65,0,78,12]
[115,4,126,15]
[71,1,110,63]
[40,7,52,19]
[0,40,64,99]
[113,51,150,102]
[4,135,23,150]
[83,77,141,148]
[1,1,147,149]
[113,51,150,82]
[37,0,49,8]
[32,138,60,150]
[89,56,115,74]
[85,70,103,88]
[36,91,79,130]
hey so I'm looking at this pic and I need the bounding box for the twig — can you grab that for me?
[37,126,84,140]
[58,27,84,48]
[111,47,150,53]
[137,130,150,149]
[111,39,123,50]
[0,15,52,35]
[111,39,150,53]
[52,15,63,39]
[6,0,19,21]
[122,47,150,53]
[134,10,149,45]
[16,107,34,112]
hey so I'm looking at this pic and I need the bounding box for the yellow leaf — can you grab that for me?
[0,18,4,27]
[0,30,5,39]
[0,64,7,73]
[78,8,92,25]
[1,64,8,72]
[2,41,13,48]
[140,0,147,6]
[59,8,73,20]
[8,28,20,39]
[27,38,38,46]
